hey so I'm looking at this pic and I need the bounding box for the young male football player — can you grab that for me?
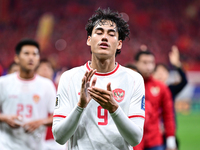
[53,8,145,150]
[0,39,56,150]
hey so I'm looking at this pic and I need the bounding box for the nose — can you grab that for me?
[101,33,108,42]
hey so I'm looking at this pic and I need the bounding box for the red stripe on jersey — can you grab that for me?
[128,115,145,119]
[53,115,66,118]
[86,61,119,76]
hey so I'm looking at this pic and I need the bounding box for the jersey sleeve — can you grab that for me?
[53,72,72,118]
[128,73,145,119]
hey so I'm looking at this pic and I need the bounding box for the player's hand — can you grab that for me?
[78,69,97,108]
[169,45,181,68]
[2,115,22,128]
[88,82,118,113]
[23,120,43,133]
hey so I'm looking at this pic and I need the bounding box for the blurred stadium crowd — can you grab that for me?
[0,0,200,72]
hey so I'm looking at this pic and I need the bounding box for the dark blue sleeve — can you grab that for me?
[169,67,188,100]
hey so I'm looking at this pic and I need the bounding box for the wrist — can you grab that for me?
[77,102,87,108]
[166,136,176,149]
[108,104,119,113]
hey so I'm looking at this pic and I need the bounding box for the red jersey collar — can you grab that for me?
[86,61,119,76]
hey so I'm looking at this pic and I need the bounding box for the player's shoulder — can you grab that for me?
[151,77,170,92]
[120,65,143,80]
[153,77,168,87]
[0,72,16,82]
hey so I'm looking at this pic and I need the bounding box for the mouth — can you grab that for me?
[28,62,34,65]
[99,42,109,49]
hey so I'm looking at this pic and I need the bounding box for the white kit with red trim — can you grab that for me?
[53,61,145,150]
[0,72,56,150]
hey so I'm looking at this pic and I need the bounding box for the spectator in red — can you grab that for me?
[134,49,176,150]
[153,45,188,150]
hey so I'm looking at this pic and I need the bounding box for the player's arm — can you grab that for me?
[22,114,53,133]
[0,114,22,128]
[0,79,22,128]
[88,76,145,146]
[162,86,176,150]
[52,69,96,145]
[169,45,188,95]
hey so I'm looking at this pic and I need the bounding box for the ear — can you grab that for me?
[14,55,19,64]
[87,36,91,46]
[117,40,122,50]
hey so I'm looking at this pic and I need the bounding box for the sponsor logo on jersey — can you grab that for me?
[113,88,125,102]
[141,95,145,110]
[33,94,40,103]
[55,94,60,109]
[150,86,160,96]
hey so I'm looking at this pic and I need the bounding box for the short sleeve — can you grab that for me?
[128,74,145,119]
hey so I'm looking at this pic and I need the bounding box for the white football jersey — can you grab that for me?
[53,61,145,150]
[0,72,56,150]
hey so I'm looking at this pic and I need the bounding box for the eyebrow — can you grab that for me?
[95,27,117,33]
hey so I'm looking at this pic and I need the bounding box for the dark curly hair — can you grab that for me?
[85,8,130,56]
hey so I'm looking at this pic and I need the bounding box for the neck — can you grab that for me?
[90,56,116,73]
[19,69,35,79]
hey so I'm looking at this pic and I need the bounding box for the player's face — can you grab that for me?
[87,20,122,59]
[136,54,155,79]
[153,65,169,83]
[15,45,40,72]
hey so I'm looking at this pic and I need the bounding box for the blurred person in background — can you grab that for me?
[36,59,54,81]
[125,63,153,150]
[134,49,176,150]
[124,63,138,72]
[7,62,20,74]
[52,8,145,150]
[153,45,188,150]
[0,39,56,150]
[36,59,67,150]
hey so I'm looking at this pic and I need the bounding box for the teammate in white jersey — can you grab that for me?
[53,8,145,150]
[0,39,56,150]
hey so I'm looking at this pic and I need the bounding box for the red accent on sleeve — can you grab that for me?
[53,115,66,118]
[128,115,145,119]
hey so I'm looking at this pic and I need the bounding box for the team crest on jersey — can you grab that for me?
[150,86,160,96]
[113,89,125,102]
[33,94,40,103]
[55,94,60,109]
[141,95,145,110]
